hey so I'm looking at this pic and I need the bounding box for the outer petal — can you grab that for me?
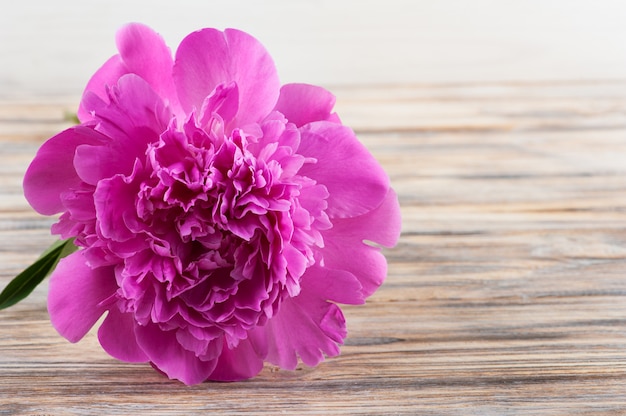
[329,188,401,248]
[78,55,128,122]
[173,28,279,125]
[298,121,389,218]
[251,284,347,370]
[23,126,107,215]
[115,23,178,107]
[135,323,220,385]
[321,189,401,297]
[299,264,364,305]
[207,337,264,381]
[47,251,118,343]
[274,83,338,127]
[98,308,149,362]
[78,23,178,121]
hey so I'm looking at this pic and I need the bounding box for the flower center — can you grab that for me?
[104,116,330,347]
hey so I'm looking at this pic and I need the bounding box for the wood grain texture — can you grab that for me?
[1,81,626,415]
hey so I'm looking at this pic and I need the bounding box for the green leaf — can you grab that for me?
[0,238,77,310]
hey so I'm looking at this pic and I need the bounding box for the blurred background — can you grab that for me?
[1,0,626,98]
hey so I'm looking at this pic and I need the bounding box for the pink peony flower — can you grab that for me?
[23,23,401,384]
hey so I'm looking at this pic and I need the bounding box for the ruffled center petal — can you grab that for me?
[83,86,331,356]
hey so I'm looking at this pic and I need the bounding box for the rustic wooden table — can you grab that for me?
[1,80,626,414]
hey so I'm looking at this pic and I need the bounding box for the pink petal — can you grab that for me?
[115,23,178,107]
[57,186,96,222]
[173,28,279,125]
[300,264,365,305]
[47,251,118,343]
[135,323,221,385]
[298,121,389,218]
[199,81,239,127]
[251,285,347,370]
[76,75,171,186]
[321,189,401,297]
[207,338,264,381]
[93,167,142,242]
[322,241,388,300]
[23,126,107,215]
[274,83,338,127]
[78,55,128,122]
[82,74,171,147]
[330,188,402,248]
[78,23,178,122]
[98,308,149,362]
[74,143,124,186]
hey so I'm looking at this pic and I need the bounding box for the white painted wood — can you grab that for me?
[1,0,626,97]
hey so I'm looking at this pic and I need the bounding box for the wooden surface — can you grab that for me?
[1,81,626,414]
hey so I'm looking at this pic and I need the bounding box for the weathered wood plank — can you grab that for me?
[1,82,626,414]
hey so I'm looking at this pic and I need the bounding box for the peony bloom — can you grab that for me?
[23,23,401,384]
